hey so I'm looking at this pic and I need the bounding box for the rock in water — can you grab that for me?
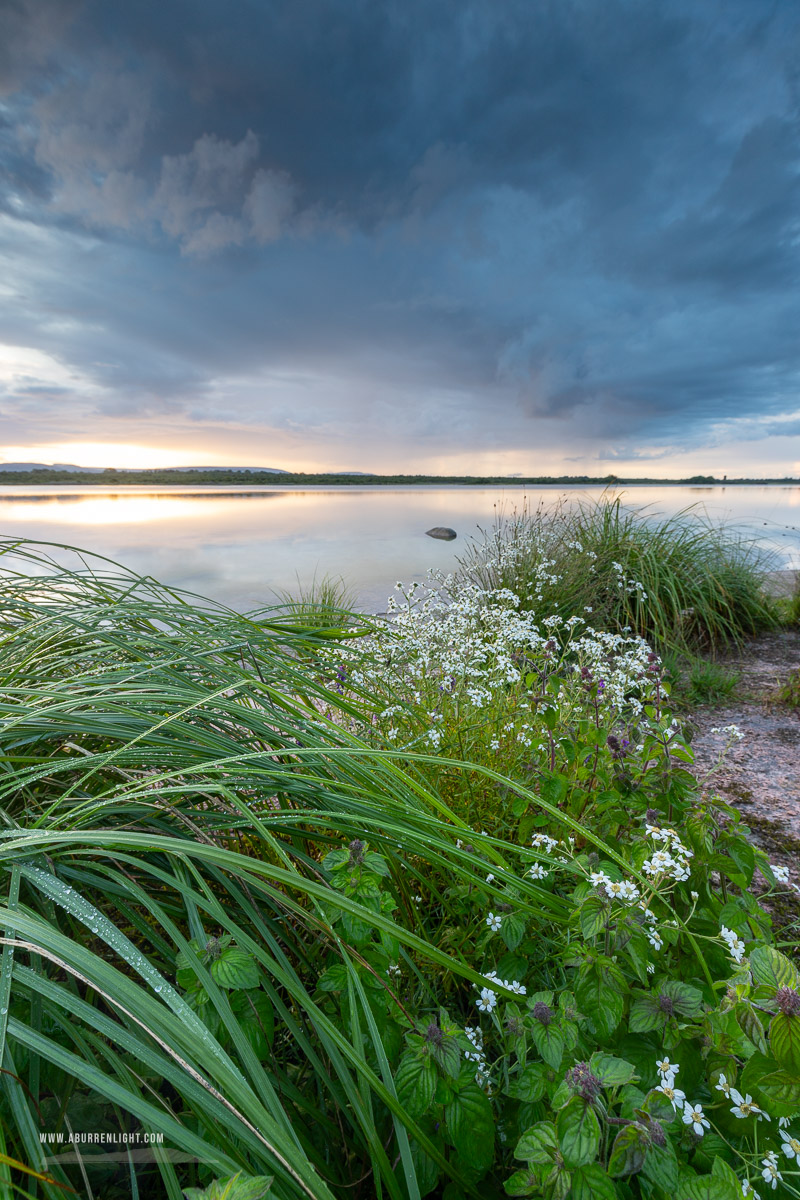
[425,526,457,541]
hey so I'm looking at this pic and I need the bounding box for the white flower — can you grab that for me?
[387,963,401,977]
[486,912,502,932]
[682,1101,709,1136]
[646,962,655,974]
[690,890,699,900]
[720,925,747,964]
[590,870,612,889]
[485,873,495,884]
[760,1152,782,1190]
[655,1082,686,1111]
[476,987,497,1013]
[715,1073,732,1097]
[656,1057,678,1079]
[771,864,790,884]
[780,1128,800,1161]
[711,724,745,741]
[528,864,548,880]
[779,1117,791,1129]
[730,1090,769,1121]
[647,928,663,951]
[742,1180,761,1200]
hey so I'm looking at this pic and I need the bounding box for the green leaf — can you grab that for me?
[363,852,390,876]
[183,1174,274,1200]
[640,1137,678,1192]
[317,964,349,992]
[608,1124,648,1178]
[502,913,528,952]
[557,1099,601,1168]
[711,1158,744,1200]
[530,1021,564,1071]
[506,1063,547,1103]
[445,1081,494,1172]
[576,966,625,1040]
[230,991,274,1058]
[579,897,609,940]
[515,1122,558,1164]
[589,1054,636,1087]
[628,995,662,1034]
[737,1004,768,1055]
[209,949,260,991]
[660,979,704,1018]
[504,1167,539,1197]
[570,1164,618,1200]
[681,1174,735,1200]
[750,946,799,992]
[769,1012,800,1074]
[395,1053,437,1119]
[751,1067,800,1117]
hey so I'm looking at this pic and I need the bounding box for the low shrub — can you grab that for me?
[455,496,779,652]
[0,540,797,1200]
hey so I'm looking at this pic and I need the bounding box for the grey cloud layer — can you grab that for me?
[1,0,800,460]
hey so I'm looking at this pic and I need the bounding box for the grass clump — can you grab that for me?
[272,571,362,629]
[662,653,743,709]
[456,495,778,653]
[0,539,798,1200]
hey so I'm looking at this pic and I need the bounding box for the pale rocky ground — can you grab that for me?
[684,625,800,876]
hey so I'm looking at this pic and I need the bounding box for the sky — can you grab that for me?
[1,0,800,476]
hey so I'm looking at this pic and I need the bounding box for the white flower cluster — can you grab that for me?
[338,562,663,751]
[464,1024,490,1087]
[474,968,527,1012]
[711,724,745,742]
[654,1060,709,1135]
[720,925,747,964]
[642,825,693,883]
[589,871,640,902]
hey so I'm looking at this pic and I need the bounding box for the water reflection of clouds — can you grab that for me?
[0,485,798,610]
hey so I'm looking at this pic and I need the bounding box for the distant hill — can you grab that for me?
[0,462,103,473]
[0,462,287,474]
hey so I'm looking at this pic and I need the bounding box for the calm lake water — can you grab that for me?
[1,484,799,613]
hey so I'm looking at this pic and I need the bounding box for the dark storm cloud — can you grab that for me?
[1,0,800,460]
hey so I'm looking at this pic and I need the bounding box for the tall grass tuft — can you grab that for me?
[456,494,778,651]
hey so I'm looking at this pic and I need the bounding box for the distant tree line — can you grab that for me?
[0,469,797,485]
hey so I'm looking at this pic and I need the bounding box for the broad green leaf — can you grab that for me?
[660,979,704,1019]
[737,1004,767,1055]
[769,1012,800,1074]
[750,946,799,992]
[711,1158,744,1200]
[506,1063,547,1103]
[589,1054,636,1087]
[608,1124,648,1178]
[557,1099,600,1168]
[570,1164,618,1200]
[504,1168,539,1197]
[530,1021,564,1071]
[230,991,274,1058]
[183,1174,274,1200]
[515,1122,558,1164]
[751,1067,800,1117]
[395,1054,436,1118]
[502,913,528,952]
[640,1137,677,1192]
[576,969,624,1039]
[210,949,260,991]
[317,964,349,992]
[628,995,662,1033]
[445,1081,494,1172]
[579,897,608,940]
[681,1173,736,1200]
